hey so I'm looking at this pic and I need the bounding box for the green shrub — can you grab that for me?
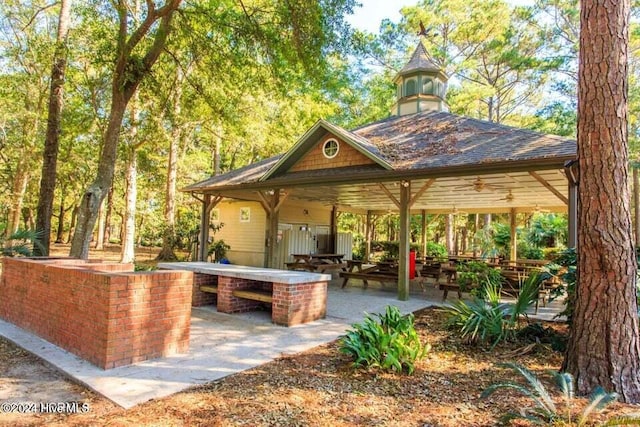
[482,363,635,426]
[339,306,428,374]
[456,261,503,294]
[425,242,447,258]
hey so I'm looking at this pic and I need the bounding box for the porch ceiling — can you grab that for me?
[211,168,569,215]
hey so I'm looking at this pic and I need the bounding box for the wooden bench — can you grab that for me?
[200,285,218,294]
[339,271,399,289]
[438,282,463,301]
[232,289,273,303]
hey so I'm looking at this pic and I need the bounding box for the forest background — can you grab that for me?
[1,0,639,262]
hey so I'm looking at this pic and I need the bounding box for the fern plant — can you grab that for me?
[481,362,638,425]
[0,229,44,257]
[340,306,429,374]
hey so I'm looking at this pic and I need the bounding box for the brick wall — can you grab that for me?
[0,258,193,369]
[272,281,327,326]
[192,273,218,306]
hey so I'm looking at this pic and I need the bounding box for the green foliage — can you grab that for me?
[456,261,503,294]
[445,271,547,347]
[425,242,448,258]
[553,247,577,322]
[208,240,230,262]
[340,306,428,374]
[0,229,44,257]
[482,362,625,426]
[526,213,567,249]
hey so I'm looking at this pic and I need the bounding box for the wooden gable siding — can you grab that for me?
[288,134,375,172]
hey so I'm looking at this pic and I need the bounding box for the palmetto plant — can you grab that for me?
[445,270,548,347]
[0,229,44,257]
[482,362,640,425]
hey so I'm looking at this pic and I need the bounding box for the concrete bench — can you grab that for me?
[159,262,330,326]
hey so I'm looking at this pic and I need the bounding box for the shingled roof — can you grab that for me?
[397,42,443,76]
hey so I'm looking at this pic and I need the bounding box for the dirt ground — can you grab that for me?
[1,306,638,426]
[1,245,639,426]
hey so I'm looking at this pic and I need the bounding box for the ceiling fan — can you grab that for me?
[495,189,515,203]
[533,204,550,213]
[456,177,503,192]
[451,205,468,215]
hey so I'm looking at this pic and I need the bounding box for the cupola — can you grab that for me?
[391,42,449,116]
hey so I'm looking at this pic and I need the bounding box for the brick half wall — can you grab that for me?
[0,258,193,369]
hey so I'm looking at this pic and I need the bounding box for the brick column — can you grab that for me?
[272,281,327,326]
[191,273,218,306]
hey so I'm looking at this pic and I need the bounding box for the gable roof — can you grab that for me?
[183,111,576,193]
[259,119,393,181]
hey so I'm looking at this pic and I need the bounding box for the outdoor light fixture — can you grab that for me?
[401,180,410,187]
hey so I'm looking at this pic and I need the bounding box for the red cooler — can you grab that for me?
[409,250,416,279]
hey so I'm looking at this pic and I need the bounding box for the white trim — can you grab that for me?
[322,138,340,159]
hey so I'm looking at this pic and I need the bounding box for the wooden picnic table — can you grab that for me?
[340,261,399,289]
[286,253,348,273]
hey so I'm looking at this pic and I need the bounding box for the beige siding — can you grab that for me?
[213,201,266,266]
[289,133,375,172]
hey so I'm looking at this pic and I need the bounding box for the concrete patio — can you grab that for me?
[0,278,563,409]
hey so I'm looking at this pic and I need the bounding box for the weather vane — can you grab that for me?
[418,21,430,37]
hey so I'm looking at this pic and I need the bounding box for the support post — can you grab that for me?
[509,208,517,263]
[330,205,338,253]
[398,181,411,301]
[198,195,211,261]
[365,211,372,262]
[421,209,427,257]
[265,191,280,268]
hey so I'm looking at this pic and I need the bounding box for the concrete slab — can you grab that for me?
[0,280,563,409]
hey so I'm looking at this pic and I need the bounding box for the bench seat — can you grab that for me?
[286,262,348,273]
[232,289,273,303]
[200,285,218,294]
[339,271,398,288]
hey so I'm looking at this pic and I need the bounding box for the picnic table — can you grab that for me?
[340,260,399,289]
[286,253,348,273]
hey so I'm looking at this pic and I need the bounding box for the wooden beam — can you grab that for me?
[409,179,435,206]
[529,171,569,205]
[378,183,400,208]
[273,190,289,213]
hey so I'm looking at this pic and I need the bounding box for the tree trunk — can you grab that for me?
[120,149,137,263]
[66,205,78,244]
[34,0,72,256]
[6,164,30,237]
[634,166,639,244]
[103,186,113,245]
[445,214,454,254]
[70,96,127,258]
[564,0,640,403]
[157,68,184,261]
[95,200,105,250]
[68,0,181,258]
[55,193,66,243]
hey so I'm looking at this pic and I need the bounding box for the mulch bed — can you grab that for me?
[2,307,637,426]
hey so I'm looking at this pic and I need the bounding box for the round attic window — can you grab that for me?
[322,139,339,159]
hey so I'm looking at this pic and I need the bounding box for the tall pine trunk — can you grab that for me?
[120,149,137,263]
[564,0,640,403]
[34,0,72,256]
